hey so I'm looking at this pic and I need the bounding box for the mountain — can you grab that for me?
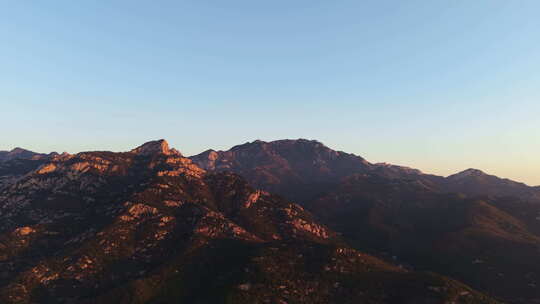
[0,148,36,162]
[0,140,497,304]
[446,169,540,202]
[191,139,372,202]
[191,140,540,204]
[0,148,54,163]
[0,148,60,191]
[191,139,540,303]
[0,157,62,193]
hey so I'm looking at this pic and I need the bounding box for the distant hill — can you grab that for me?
[446,168,540,202]
[0,147,54,162]
[0,148,59,191]
[191,139,540,203]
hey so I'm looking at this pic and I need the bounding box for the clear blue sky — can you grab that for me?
[1,1,539,185]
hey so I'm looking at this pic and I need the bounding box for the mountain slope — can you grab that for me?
[0,148,54,163]
[446,169,540,202]
[0,140,497,304]
[191,139,540,203]
[0,148,60,191]
[309,174,540,303]
[191,139,372,202]
[0,158,52,192]
[191,139,540,303]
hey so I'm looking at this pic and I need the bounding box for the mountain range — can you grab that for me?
[1,139,539,303]
[191,139,540,203]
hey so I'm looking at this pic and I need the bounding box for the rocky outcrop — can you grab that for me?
[130,139,179,156]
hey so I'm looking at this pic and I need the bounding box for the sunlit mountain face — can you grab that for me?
[2,139,539,303]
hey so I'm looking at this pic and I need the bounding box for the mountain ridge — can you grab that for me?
[2,139,539,302]
[190,139,540,198]
[0,139,500,303]
[4,139,537,187]
[0,147,57,163]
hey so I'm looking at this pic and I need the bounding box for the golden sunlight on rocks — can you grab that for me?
[130,139,175,156]
[157,165,205,178]
[290,219,330,239]
[128,203,158,218]
[164,200,183,207]
[245,190,268,208]
[14,226,36,236]
[36,163,57,174]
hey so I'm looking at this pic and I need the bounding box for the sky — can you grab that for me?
[1,1,539,185]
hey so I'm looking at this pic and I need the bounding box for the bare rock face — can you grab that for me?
[130,139,179,156]
[192,149,220,171]
[14,226,35,236]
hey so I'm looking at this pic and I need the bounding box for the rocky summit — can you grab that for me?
[1,139,538,303]
[129,139,180,156]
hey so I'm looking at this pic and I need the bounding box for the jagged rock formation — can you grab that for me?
[0,140,498,304]
[129,139,180,156]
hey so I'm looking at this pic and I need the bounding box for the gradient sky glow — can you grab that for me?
[1,1,539,185]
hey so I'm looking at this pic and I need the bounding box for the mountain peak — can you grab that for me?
[448,168,487,179]
[130,139,178,156]
[9,147,30,154]
[0,147,42,162]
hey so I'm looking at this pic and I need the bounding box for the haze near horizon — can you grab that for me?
[1,1,539,185]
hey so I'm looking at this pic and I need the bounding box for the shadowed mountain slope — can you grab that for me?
[191,139,372,202]
[191,139,540,203]
[191,139,540,303]
[309,174,540,303]
[446,168,540,202]
[0,148,56,163]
